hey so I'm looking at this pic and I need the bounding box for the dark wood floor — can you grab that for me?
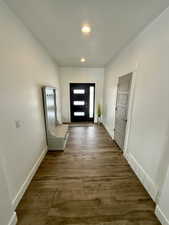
[16,124,161,225]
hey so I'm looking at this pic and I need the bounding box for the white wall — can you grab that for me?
[0,0,61,213]
[103,5,169,204]
[59,67,104,123]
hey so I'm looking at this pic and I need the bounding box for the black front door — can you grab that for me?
[70,83,95,122]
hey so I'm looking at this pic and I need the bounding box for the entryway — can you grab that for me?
[70,83,95,122]
[16,124,159,225]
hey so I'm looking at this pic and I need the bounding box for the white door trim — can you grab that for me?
[122,69,137,154]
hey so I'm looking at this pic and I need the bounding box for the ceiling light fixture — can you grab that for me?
[81,24,91,34]
[81,58,86,62]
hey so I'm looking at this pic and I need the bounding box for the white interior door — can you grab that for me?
[114,73,132,150]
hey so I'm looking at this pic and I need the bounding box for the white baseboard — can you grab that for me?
[8,212,17,225]
[124,151,158,201]
[102,122,114,139]
[155,205,169,225]
[12,147,47,210]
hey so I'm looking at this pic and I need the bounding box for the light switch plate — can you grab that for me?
[15,120,22,128]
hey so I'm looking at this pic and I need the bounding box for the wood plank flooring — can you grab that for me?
[16,124,161,225]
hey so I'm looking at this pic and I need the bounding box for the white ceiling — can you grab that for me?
[5,0,169,67]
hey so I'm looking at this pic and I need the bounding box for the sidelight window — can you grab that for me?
[89,86,94,118]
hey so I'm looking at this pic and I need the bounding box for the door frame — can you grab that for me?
[69,83,95,123]
[114,70,137,154]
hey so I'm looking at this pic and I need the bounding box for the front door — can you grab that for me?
[114,73,132,150]
[70,83,95,122]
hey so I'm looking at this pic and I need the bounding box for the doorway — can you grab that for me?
[114,73,132,150]
[70,83,95,122]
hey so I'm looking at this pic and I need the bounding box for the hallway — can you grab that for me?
[16,124,160,225]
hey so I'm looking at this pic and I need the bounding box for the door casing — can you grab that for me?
[114,73,133,150]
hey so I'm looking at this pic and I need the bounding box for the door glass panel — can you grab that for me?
[73,101,85,106]
[89,86,94,118]
[74,112,85,116]
[73,89,85,94]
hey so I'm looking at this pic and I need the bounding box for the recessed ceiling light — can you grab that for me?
[81,58,86,62]
[81,24,91,34]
